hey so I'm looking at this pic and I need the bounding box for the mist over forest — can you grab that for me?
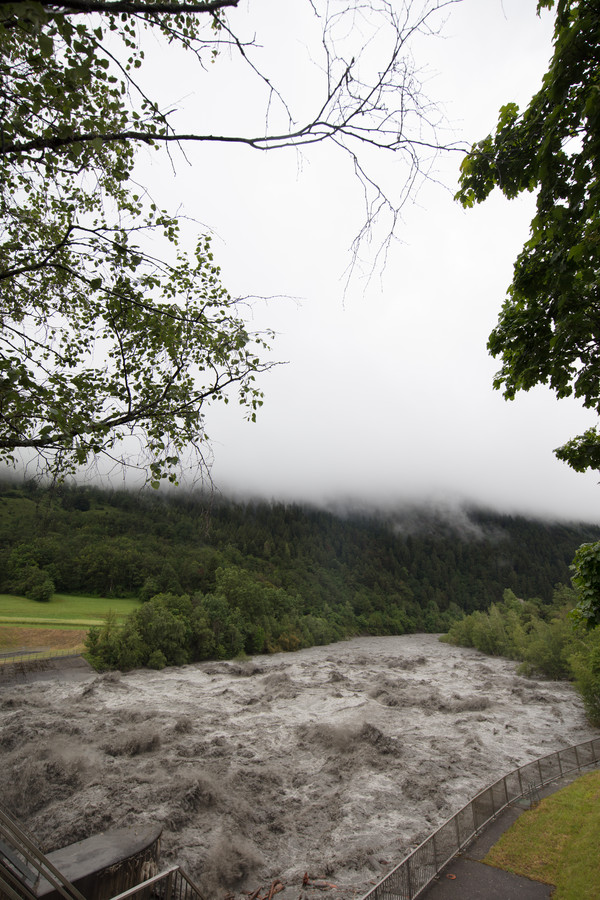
[2,479,599,659]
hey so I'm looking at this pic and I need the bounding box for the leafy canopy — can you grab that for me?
[456,0,600,626]
[456,0,600,473]
[1,0,271,485]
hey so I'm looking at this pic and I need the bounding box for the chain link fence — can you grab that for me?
[0,651,85,684]
[0,649,82,666]
[360,737,600,900]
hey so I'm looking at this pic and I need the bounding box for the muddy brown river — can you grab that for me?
[0,635,597,899]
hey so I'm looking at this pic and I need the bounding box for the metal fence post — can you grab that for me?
[165,870,173,900]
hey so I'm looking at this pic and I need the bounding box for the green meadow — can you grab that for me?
[0,593,140,628]
[485,770,600,899]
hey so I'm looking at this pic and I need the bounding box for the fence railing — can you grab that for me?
[0,803,204,900]
[0,650,83,670]
[360,737,600,900]
[0,806,86,900]
[109,865,205,900]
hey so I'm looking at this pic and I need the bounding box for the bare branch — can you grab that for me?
[0,0,466,483]
[3,122,465,158]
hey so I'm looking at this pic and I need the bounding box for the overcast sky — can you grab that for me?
[138,0,600,523]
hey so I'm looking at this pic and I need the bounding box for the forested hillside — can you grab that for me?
[2,481,599,651]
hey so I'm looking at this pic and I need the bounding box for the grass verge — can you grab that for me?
[484,769,600,899]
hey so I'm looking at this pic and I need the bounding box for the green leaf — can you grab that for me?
[38,33,54,57]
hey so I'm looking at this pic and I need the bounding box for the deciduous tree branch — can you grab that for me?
[0,0,238,16]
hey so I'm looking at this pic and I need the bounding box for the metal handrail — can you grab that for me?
[0,807,86,900]
[109,864,205,900]
[360,736,600,900]
[108,865,180,900]
[0,805,205,900]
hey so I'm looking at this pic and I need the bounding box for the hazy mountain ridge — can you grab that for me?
[1,481,598,624]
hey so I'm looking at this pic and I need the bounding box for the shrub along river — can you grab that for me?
[0,634,598,899]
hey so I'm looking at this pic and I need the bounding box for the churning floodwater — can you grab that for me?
[0,634,597,899]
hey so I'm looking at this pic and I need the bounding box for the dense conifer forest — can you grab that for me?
[2,479,599,669]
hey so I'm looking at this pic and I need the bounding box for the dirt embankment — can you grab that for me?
[0,627,87,652]
[0,635,597,900]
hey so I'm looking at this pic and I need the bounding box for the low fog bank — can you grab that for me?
[142,482,600,531]
[1,635,598,899]
[4,469,600,532]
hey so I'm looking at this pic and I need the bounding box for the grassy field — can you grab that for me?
[0,593,141,657]
[484,769,600,899]
[0,593,140,627]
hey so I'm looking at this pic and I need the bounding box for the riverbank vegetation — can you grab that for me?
[442,587,600,725]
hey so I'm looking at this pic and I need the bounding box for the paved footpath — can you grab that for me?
[418,774,587,900]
